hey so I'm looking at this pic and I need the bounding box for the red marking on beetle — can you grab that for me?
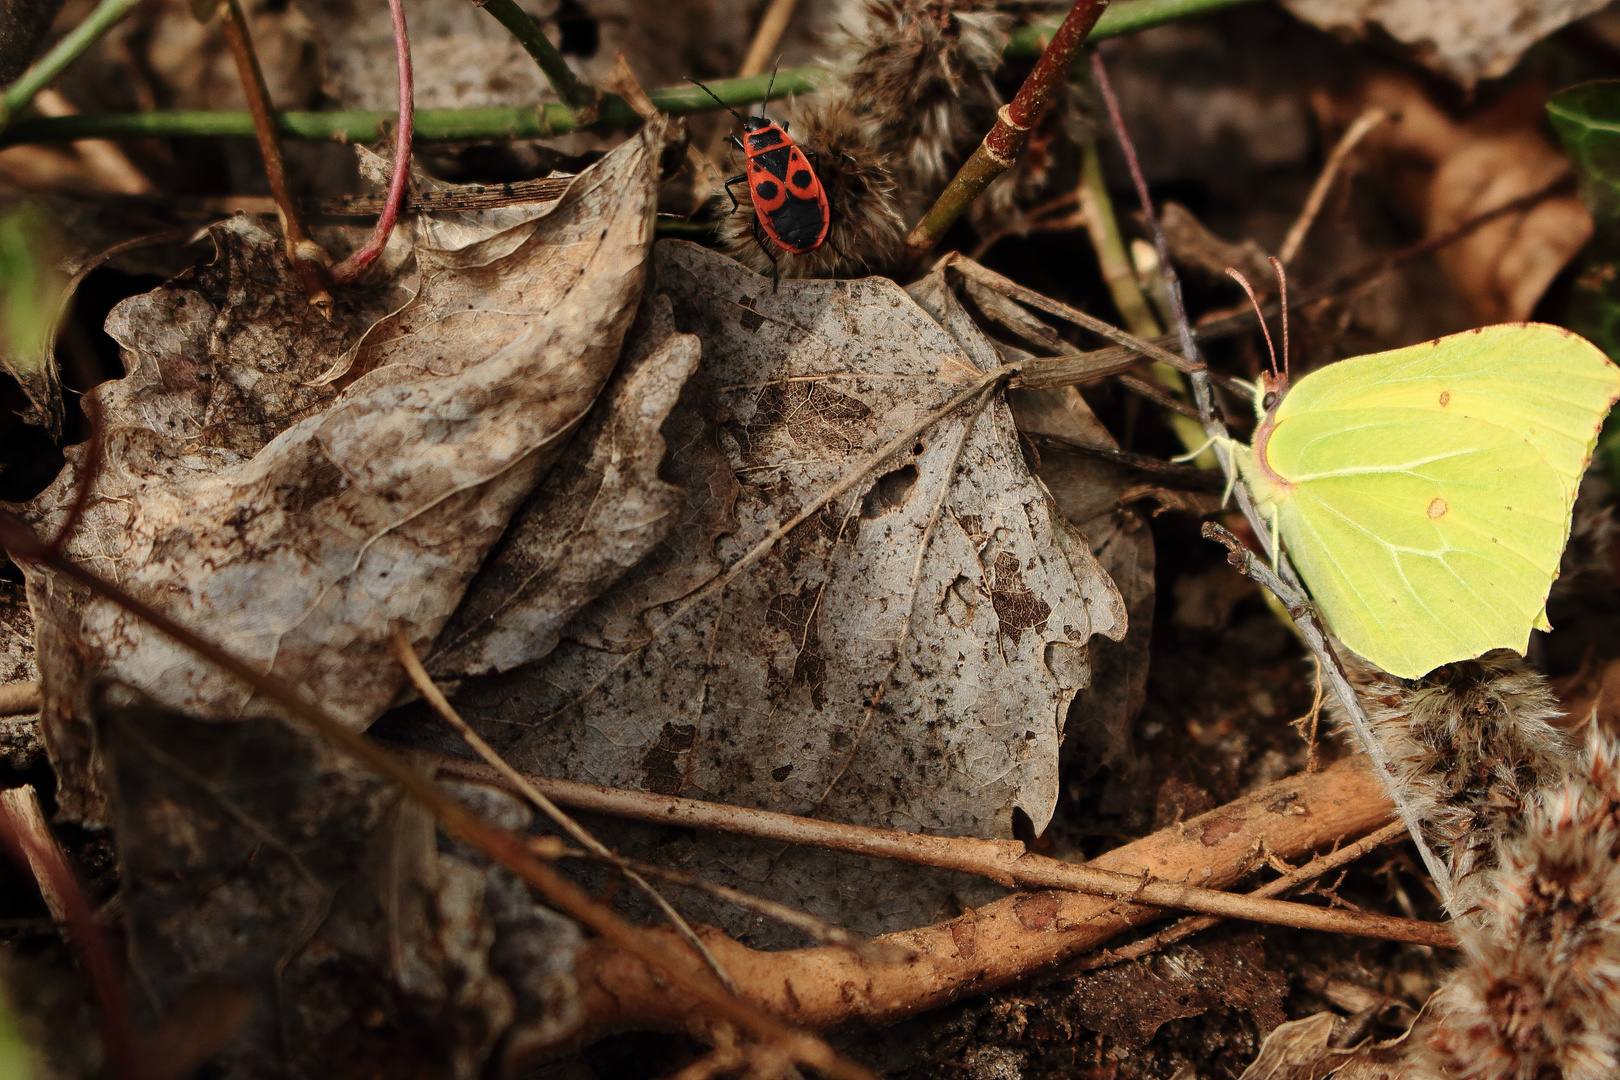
[687,72,831,258]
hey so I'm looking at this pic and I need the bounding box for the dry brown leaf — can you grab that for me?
[1236,1009,1416,1080]
[925,265,1157,819]
[20,120,665,821]
[1281,0,1611,86]
[1330,71,1592,322]
[427,240,1125,936]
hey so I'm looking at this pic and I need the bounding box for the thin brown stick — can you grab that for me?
[0,784,143,1080]
[545,841,885,955]
[566,755,1416,1036]
[1069,820,1409,972]
[1118,371,1200,419]
[942,254,1196,372]
[0,680,40,716]
[1277,108,1388,266]
[0,516,874,1080]
[738,0,800,78]
[328,0,411,283]
[431,754,1452,948]
[904,0,1112,257]
[388,628,742,993]
[218,0,332,311]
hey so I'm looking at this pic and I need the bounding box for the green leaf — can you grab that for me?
[0,205,65,378]
[1550,80,1620,225]
[1549,81,1620,484]
[0,976,34,1080]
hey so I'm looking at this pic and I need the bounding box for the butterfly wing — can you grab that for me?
[1257,323,1620,678]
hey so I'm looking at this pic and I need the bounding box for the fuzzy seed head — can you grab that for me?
[831,0,1013,192]
[1339,650,1577,909]
[1416,724,1620,1080]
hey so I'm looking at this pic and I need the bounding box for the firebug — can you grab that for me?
[688,65,830,284]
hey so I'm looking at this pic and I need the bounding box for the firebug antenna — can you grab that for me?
[685,77,745,125]
[1225,268,1280,381]
[1270,255,1289,379]
[764,56,781,114]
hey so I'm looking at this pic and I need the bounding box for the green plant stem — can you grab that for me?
[1076,138,1210,460]
[0,68,824,146]
[1006,0,1263,56]
[905,0,1114,258]
[0,0,1261,147]
[473,0,597,115]
[0,0,141,131]
[1077,139,1160,339]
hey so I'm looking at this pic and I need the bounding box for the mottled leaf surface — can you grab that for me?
[427,241,1124,937]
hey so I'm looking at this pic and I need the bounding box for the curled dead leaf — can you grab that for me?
[20,120,666,821]
[1327,71,1591,322]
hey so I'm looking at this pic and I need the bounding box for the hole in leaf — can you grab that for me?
[860,464,917,518]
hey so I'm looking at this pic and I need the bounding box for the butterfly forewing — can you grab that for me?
[1251,322,1620,678]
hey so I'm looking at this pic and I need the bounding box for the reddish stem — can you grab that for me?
[329,0,412,284]
[219,0,332,311]
[0,793,142,1080]
[904,0,1111,257]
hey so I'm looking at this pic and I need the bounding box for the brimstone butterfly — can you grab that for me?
[1225,322,1620,680]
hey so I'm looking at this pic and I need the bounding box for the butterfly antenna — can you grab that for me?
[1270,255,1289,379]
[1225,268,1280,380]
[685,77,745,124]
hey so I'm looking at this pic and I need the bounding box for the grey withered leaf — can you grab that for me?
[20,119,664,822]
[449,241,1126,852]
[427,292,701,678]
[910,261,1156,818]
[97,689,582,1079]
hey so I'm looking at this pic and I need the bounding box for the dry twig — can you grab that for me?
[218,0,331,310]
[432,754,1451,948]
[1277,108,1388,266]
[904,0,1113,257]
[1069,820,1410,972]
[0,784,142,1080]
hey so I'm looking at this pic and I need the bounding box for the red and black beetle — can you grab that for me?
[688,68,830,280]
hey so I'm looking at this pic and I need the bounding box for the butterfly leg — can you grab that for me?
[1173,434,1218,464]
